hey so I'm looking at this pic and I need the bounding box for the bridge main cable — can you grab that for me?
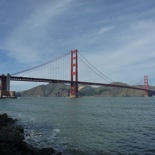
[78,51,113,83]
[11,52,70,76]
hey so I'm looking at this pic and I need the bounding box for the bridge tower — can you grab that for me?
[144,76,148,97]
[0,74,10,91]
[70,49,78,98]
[0,74,16,98]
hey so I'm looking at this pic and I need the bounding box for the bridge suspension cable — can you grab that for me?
[11,52,70,76]
[11,52,70,80]
[78,51,113,83]
[10,50,114,84]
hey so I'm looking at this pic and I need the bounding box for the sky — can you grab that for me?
[0,0,155,91]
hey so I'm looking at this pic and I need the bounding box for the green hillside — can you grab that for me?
[17,82,154,97]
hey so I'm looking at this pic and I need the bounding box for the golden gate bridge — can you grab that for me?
[0,50,155,98]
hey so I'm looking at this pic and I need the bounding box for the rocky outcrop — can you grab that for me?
[0,113,61,155]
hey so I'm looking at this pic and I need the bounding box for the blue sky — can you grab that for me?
[0,0,155,91]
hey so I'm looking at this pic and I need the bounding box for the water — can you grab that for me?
[0,97,155,155]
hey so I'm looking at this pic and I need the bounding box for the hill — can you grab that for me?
[17,82,155,97]
[18,83,69,97]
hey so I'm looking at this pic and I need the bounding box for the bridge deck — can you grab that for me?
[10,76,155,92]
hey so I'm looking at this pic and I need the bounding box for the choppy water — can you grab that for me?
[0,97,155,155]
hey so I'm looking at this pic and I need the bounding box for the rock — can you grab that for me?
[0,113,16,126]
[0,113,61,155]
[54,153,62,155]
[39,148,62,155]
[18,142,40,155]
[0,143,14,155]
[15,151,22,155]
[15,125,24,133]
[0,126,24,144]
[39,148,55,155]
[7,129,24,144]
[0,128,6,142]
[0,113,8,120]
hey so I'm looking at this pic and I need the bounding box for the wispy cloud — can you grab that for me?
[83,18,155,84]
[98,26,115,34]
[0,0,155,90]
[1,0,73,65]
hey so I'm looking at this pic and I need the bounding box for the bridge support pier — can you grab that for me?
[0,74,16,98]
[70,50,78,98]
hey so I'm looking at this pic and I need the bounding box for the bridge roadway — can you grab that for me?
[10,76,155,93]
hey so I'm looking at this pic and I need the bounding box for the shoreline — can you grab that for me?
[0,113,61,155]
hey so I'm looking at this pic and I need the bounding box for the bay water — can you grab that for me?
[0,97,155,155]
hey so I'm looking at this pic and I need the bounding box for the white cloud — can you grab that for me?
[2,0,73,65]
[1,0,155,90]
[98,26,115,34]
[82,19,155,84]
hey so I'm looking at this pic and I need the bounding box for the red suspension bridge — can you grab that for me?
[0,50,155,98]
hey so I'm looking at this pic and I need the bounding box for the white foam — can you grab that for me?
[53,129,60,133]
